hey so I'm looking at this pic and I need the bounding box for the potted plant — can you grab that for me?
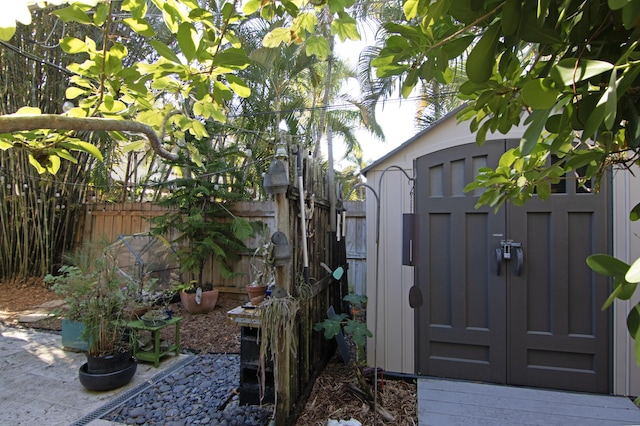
[173,280,219,314]
[46,244,137,391]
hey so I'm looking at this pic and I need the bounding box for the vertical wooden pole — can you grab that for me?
[274,138,292,424]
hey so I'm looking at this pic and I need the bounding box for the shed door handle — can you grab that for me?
[514,247,523,276]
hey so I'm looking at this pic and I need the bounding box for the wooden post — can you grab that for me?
[274,138,292,424]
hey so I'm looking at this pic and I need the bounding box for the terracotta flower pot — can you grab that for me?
[245,285,267,305]
[179,289,219,314]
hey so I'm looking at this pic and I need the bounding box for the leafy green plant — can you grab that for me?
[149,147,256,283]
[587,253,640,363]
[314,293,372,364]
[45,244,136,357]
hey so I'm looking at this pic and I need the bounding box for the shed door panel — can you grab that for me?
[414,140,611,393]
[415,141,506,383]
[508,178,611,393]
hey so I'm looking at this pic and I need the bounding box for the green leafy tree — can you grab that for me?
[0,0,252,170]
[149,139,256,283]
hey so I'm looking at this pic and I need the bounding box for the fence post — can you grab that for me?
[274,146,292,424]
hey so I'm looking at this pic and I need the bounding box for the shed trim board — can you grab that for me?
[363,109,640,395]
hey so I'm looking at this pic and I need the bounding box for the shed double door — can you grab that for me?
[414,140,611,393]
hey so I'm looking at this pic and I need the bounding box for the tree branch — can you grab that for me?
[0,115,179,161]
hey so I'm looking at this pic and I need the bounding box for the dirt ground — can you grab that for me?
[0,279,417,425]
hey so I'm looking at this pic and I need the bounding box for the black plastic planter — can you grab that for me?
[78,358,137,391]
[86,351,132,374]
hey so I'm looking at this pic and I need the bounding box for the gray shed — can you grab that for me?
[362,107,640,396]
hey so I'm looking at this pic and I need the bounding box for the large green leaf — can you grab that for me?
[60,37,90,54]
[58,141,103,161]
[622,0,640,29]
[521,78,560,110]
[122,0,148,18]
[177,23,197,63]
[0,26,16,42]
[331,13,360,42]
[243,0,262,15]
[583,91,608,140]
[123,18,156,37]
[53,4,93,25]
[627,304,640,341]
[587,254,630,277]
[226,74,250,98]
[305,35,330,60]
[66,87,87,100]
[630,202,640,221]
[466,23,500,84]
[211,48,250,69]
[501,0,521,36]
[122,140,146,153]
[403,0,420,20]
[520,108,551,155]
[550,59,614,86]
[609,0,632,10]
[262,27,291,47]
[149,40,182,64]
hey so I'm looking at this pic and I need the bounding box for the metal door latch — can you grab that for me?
[496,240,524,276]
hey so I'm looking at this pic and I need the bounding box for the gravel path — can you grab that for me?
[103,354,273,425]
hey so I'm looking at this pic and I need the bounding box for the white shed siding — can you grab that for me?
[613,171,640,396]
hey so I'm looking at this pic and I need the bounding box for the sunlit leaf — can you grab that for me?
[59,141,103,161]
[66,87,86,100]
[521,78,559,110]
[150,40,182,64]
[122,18,156,37]
[331,13,360,42]
[60,37,89,54]
[122,140,146,153]
[226,75,250,98]
[626,257,640,283]
[14,107,41,115]
[28,153,46,174]
[263,27,292,47]
[305,35,329,60]
[177,22,197,63]
[53,4,93,25]
[0,26,16,41]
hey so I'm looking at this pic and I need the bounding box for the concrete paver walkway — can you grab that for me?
[0,323,188,425]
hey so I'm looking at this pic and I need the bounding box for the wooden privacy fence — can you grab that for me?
[74,162,365,423]
[75,200,365,294]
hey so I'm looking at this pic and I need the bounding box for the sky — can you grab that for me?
[331,37,420,169]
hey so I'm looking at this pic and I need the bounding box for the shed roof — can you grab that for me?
[362,105,467,176]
